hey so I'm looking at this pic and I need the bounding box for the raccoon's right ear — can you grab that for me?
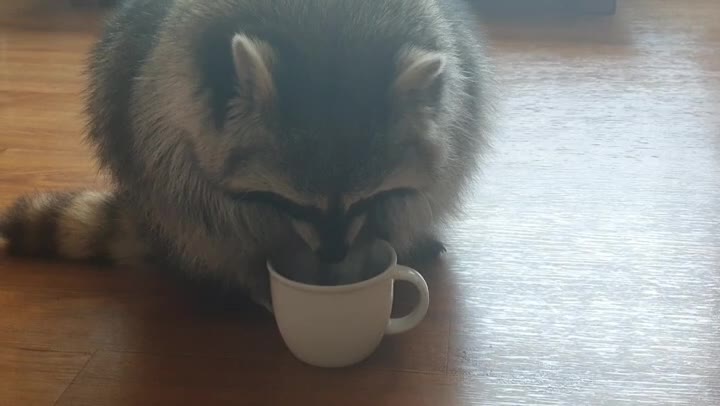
[232,34,276,106]
[391,47,446,109]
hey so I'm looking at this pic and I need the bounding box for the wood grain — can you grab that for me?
[1,0,719,404]
[0,346,90,405]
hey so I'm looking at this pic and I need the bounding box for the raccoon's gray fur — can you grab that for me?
[0,0,491,309]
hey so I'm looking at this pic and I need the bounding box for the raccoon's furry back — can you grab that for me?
[2,0,491,305]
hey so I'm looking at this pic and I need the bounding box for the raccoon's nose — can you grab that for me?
[316,243,348,264]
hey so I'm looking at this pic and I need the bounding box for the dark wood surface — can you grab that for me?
[1,0,719,404]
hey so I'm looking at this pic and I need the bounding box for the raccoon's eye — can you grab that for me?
[347,188,417,218]
[229,188,417,224]
[229,191,323,223]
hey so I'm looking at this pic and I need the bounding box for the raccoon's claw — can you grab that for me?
[405,237,447,265]
[250,291,274,314]
[259,299,274,314]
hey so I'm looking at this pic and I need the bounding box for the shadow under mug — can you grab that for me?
[267,240,430,368]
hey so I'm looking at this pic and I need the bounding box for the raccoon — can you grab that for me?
[0,0,491,309]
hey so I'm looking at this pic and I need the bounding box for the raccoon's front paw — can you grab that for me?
[248,286,273,314]
[245,271,273,314]
[402,237,447,265]
[252,293,274,314]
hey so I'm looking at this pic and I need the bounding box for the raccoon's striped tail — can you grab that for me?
[0,190,147,265]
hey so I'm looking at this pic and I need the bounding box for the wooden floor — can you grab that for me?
[1,1,719,404]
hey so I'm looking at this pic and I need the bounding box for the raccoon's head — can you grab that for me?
[192,33,449,262]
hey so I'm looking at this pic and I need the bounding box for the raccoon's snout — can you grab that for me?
[289,215,353,263]
[316,243,349,264]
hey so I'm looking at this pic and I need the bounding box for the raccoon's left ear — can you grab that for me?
[232,33,275,106]
[392,47,446,108]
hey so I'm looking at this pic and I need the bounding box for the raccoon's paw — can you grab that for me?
[245,270,274,314]
[251,292,273,314]
[401,237,447,266]
[246,281,273,314]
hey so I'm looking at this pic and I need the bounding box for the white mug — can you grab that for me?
[267,240,430,368]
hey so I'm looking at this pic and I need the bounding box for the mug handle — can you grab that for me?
[385,265,430,335]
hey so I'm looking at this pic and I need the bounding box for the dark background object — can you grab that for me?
[68,0,116,7]
[474,0,616,15]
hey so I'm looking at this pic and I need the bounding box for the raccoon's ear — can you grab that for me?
[232,33,275,105]
[392,48,446,108]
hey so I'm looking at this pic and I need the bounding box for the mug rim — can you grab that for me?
[267,240,398,294]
